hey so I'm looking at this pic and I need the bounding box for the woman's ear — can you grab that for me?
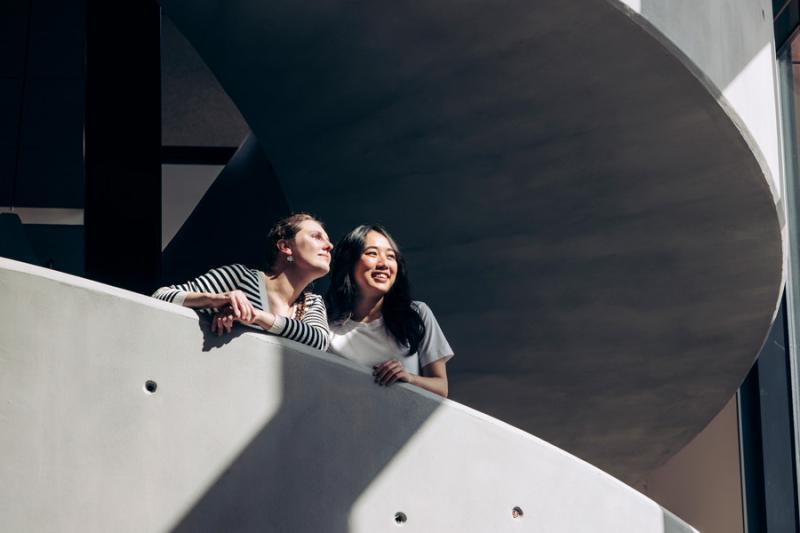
[276,239,293,261]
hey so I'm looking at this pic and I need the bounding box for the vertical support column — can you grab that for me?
[776,40,800,527]
[85,0,161,294]
[739,299,800,532]
[738,366,767,533]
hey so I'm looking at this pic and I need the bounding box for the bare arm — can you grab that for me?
[373,358,449,398]
[211,305,277,336]
[415,359,449,398]
[180,290,251,313]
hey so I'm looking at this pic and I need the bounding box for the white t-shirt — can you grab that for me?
[328,301,454,375]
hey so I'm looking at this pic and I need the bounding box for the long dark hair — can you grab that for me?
[325,225,425,355]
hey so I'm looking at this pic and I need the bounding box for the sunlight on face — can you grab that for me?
[353,231,398,298]
[288,219,332,275]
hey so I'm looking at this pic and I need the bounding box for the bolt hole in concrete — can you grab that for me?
[512,506,524,519]
[394,512,407,525]
[144,380,158,394]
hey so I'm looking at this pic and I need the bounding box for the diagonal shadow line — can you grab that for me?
[171,320,445,532]
[161,134,291,287]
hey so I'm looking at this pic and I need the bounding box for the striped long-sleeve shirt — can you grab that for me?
[152,263,329,351]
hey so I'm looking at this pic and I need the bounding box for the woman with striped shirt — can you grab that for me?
[152,213,333,351]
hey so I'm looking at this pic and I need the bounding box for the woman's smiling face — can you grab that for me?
[353,230,398,298]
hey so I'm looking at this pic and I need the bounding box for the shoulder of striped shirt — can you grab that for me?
[221,263,259,280]
[305,292,323,303]
[304,293,327,313]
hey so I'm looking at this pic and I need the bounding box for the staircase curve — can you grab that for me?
[156,0,784,486]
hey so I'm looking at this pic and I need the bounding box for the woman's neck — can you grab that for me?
[264,267,312,307]
[352,295,384,323]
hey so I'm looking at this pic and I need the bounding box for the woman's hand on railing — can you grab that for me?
[373,359,449,398]
[373,359,413,387]
[205,290,254,319]
[210,303,278,335]
[206,290,257,336]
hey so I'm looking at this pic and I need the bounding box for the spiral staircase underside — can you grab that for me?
[160,0,782,484]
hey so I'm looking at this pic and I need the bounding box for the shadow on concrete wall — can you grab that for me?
[171,320,444,532]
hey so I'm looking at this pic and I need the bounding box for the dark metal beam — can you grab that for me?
[84,0,161,294]
[161,146,237,165]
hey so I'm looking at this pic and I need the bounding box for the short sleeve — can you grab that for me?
[414,301,454,369]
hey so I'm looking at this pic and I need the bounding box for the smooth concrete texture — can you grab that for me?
[0,258,697,532]
[0,207,82,225]
[161,14,248,148]
[643,396,744,533]
[161,164,222,249]
[157,0,783,484]
[613,0,782,202]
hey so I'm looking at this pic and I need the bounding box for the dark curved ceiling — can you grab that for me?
[160,0,783,483]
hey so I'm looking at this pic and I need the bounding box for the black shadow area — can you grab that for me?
[196,317,249,352]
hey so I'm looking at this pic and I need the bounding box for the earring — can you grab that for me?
[287,256,294,263]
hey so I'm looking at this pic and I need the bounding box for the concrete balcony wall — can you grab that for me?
[0,257,695,532]
[612,0,782,204]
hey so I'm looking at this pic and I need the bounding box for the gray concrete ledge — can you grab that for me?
[0,257,695,532]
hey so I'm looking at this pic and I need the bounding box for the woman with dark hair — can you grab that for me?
[325,225,453,397]
[153,213,333,350]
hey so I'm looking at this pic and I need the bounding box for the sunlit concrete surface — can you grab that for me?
[0,258,697,532]
[157,0,783,484]
[613,0,781,199]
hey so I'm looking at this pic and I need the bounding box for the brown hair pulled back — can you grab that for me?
[266,213,323,318]
[265,212,319,274]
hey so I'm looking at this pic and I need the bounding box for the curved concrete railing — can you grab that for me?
[0,257,695,532]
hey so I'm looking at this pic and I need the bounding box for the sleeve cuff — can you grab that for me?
[172,292,187,306]
[268,315,286,334]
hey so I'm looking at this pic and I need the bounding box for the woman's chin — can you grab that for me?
[311,265,330,278]
[367,283,393,295]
